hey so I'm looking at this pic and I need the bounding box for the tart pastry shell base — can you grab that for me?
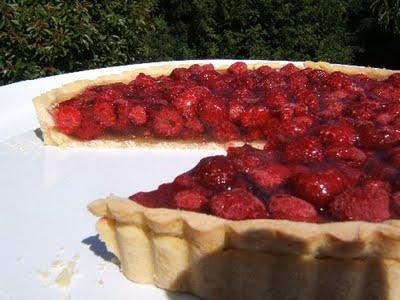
[89,197,400,300]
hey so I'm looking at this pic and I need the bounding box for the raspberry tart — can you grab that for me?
[85,61,400,299]
[34,60,398,149]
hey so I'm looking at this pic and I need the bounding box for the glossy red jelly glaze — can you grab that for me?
[53,62,400,222]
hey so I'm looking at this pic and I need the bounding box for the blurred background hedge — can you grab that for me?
[1,0,399,85]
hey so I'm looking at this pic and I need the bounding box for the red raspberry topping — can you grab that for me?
[128,105,147,126]
[228,62,248,75]
[152,107,184,138]
[170,68,191,81]
[293,168,347,208]
[93,102,116,127]
[73,110,104,140]
[192,156,236,190]
[227,144,277,173]
[54,106,82,134]
[171,189,209,212]
[172,86,208,118]
[358,124,400,150]
[240,105,271,129]
[111,99,129,131]
[247,164,291,192]
[329,186,390,222]
[325,145,367,166]
[283,137,323,164]
[267,194,318,222]
[316,124,357,145]
[392,192,400,215]
[210,189,268,220]
[198,96,227,126]
[212,121,240,141]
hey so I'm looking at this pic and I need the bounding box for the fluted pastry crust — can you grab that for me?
[33,60,397,148]
[88,196,400,299]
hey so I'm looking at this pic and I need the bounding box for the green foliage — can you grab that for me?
[0,0,399,85]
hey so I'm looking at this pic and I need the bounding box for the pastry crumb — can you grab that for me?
[54,261,76,288]
[51,260,63,268]
[37,269,51,279]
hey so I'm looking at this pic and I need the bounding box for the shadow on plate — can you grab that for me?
[82,235,118,264]
[34,128,44,142]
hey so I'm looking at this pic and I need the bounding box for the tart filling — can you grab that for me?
[128,142,400,223]
[43,62,400,145]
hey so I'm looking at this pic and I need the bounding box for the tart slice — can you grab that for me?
[33,60,398,149]
[89,140,400,299]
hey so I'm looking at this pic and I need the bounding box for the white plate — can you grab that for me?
[0,60,297,300]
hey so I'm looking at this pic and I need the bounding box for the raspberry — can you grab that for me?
[387,73,400,87]
[210,189,268,220]
[267,194,318,222]
[111,99,129,131]
[240,105,271,128]
[264,91,289,108]
[198,96,227,126]
[192,156,236,190]
[183,118,204,137]
[247,164,291,192]
[227,144,278,173]
[256,65,274,76]
[326,72,352,90]
[369,84,395,101]
[73,110,104,140]
[307,69,328,83]
[335,163,364,187]
[358,124,400,150]
[93,102,116,127]
[283,137,323,164]
[129,182,180,208]
[54,106,82,134]
[129,190,168,208]
[279,63,299,75]
[172,86,208,118]
[365,179,391,193]
[316,124,357,145]
[288,72,308,90]
[325,145,366,166]
[132,73,156,88]
[294,89,319,110]
[171,189,209,212]
[198,70,220,86]
[173,173,197,189]
[93,86,124,102]
[281,116,313,137]
[152,107,184,138]
[228,99,246,122]
[128,105,147,126]
[212,121,240,141]
[329,186,390,222]
[392,192,400,215]
[170,68,191,80]
[293,168,347,208]
[228,62,248,75]
[232,87,257,104]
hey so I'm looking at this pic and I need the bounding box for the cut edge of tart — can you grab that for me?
[88,196,400,299]
[33,60,397,149]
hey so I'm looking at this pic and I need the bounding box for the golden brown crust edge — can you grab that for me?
[91,199,400,300]
[33,60,398,148]
[88,196,400,260]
